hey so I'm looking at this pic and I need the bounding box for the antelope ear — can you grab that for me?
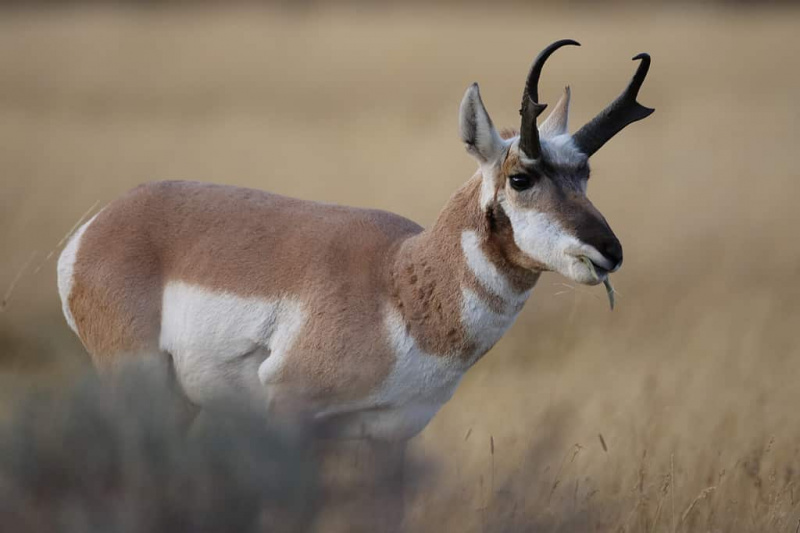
[459,83,504,164]
[539,85,571,137]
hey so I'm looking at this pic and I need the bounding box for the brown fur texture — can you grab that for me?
[68,178,537,403]
[393,175,540,363]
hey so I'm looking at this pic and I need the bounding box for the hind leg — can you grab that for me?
[97,350,200,435]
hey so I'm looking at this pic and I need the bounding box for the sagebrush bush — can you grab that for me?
[0,367,318,533]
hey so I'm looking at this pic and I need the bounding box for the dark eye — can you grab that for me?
[509,173,535,191]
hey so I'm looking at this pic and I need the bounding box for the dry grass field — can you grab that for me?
[1,3,800,531]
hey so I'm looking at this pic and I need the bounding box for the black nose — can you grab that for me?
[599,237,623,271]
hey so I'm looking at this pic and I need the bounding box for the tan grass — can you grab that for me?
[0,3,799,531]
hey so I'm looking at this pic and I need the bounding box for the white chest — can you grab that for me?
[315,305,468,440]
[376,306,468,407]
[460,229,531,361]
[314,232,532,440]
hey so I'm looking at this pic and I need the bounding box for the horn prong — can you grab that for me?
[573,52,655,157]
[518,39,580,159]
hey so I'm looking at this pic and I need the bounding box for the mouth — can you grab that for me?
[577,256,616,310]
[589,260,610,278]
[577,255,609,283]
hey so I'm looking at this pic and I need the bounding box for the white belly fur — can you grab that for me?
[314,305,469,441]
[158,282,471,441]
[159,281,305,406]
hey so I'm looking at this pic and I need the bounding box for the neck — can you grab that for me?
[389,174,540,365]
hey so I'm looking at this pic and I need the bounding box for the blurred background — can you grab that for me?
[1,1,799,531]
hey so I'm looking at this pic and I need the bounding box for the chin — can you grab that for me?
[562,262,606,286]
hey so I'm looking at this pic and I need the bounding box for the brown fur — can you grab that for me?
[390,178,483,360]
[391,175,541,362]
[68,178,537,402]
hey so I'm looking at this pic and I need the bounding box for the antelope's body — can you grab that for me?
[58,40,653,444]
[60,177,528,440]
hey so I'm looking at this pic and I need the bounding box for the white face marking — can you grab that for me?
[487,134,613,285]
[57,214,98,334]
[501,199,582,276]
[159,281,306,406]
[502,201,613,286]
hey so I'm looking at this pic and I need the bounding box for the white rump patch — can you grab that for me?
[159,281,306,406]
[57,214,98,334]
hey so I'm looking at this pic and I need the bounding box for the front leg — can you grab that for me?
[262,389,410,532]
[371,439,407,532]
[263,382,320,440]
[313,438,407,533]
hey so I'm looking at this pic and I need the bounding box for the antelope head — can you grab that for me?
[459,40,653,287]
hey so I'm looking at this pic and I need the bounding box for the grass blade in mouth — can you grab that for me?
[603,277,616,311]
[580,256,615,310]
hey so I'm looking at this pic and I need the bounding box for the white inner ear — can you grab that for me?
[539,86,571,138]
[459,83,504,164]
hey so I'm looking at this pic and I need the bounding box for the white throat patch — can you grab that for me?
[459,229,531,364]
[460,229,530,304]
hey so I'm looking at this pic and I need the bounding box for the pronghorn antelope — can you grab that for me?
[57,40,653,445]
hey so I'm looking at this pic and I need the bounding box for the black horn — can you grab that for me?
[519,39,580,160]
[573,53,655,157]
